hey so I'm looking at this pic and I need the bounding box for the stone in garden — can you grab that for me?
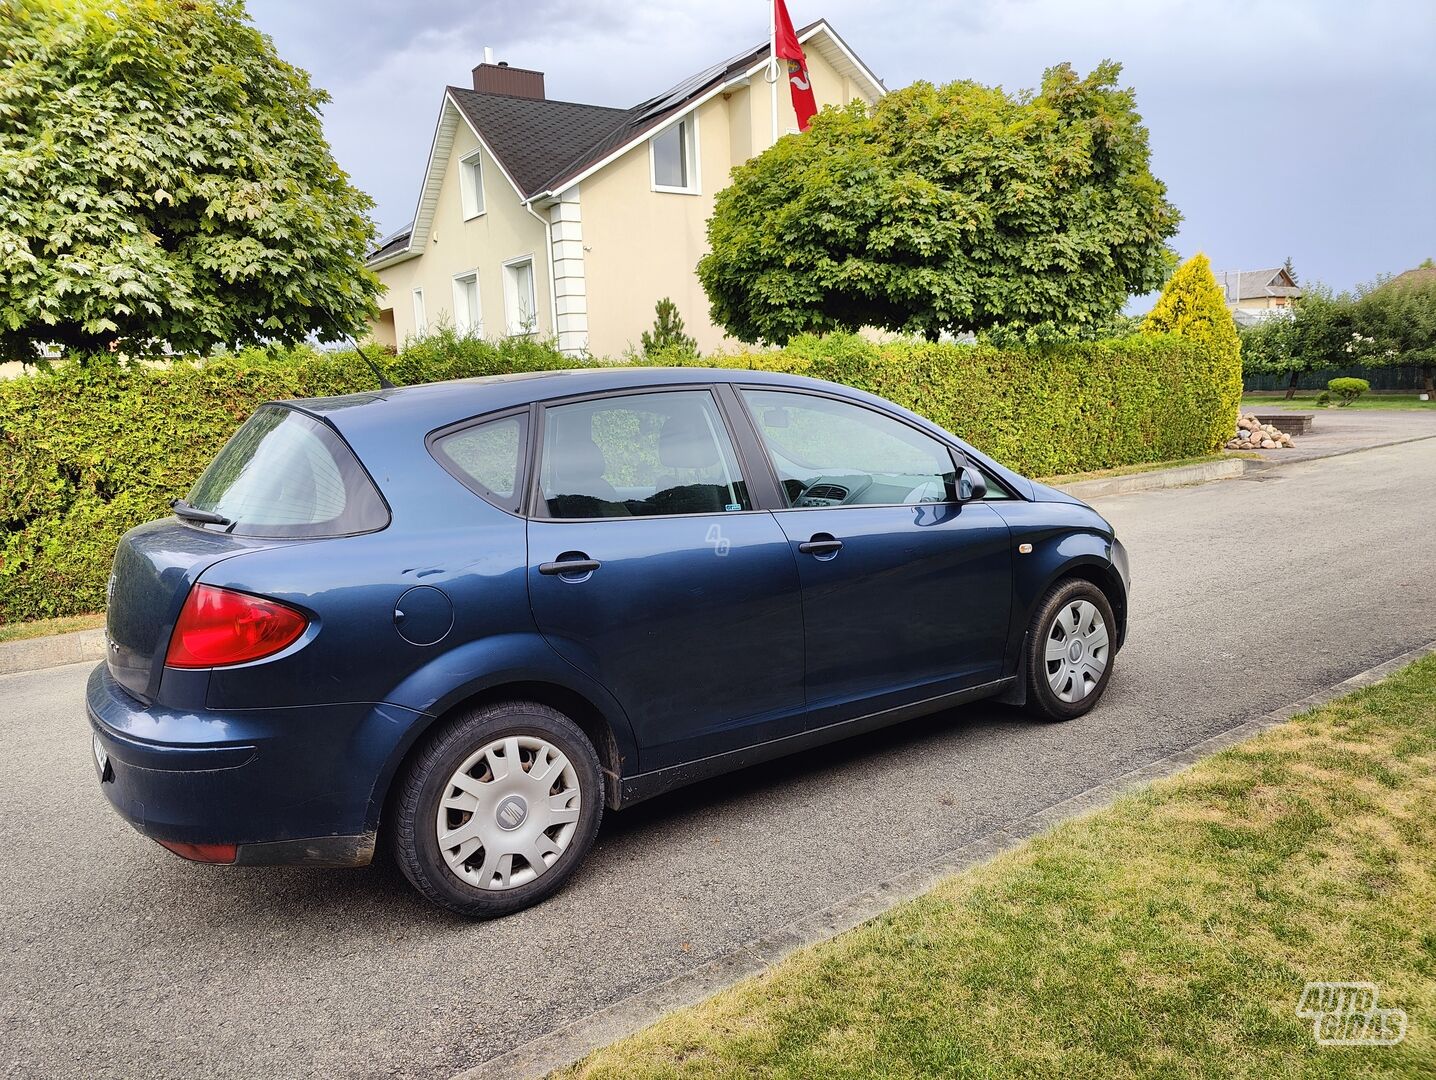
[1261,439,1277,448]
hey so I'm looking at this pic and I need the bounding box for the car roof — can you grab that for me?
[288,366,851,437]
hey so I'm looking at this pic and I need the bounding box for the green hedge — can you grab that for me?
[0,330,1228,623]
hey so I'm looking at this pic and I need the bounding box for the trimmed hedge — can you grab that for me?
[1,329,1229,623]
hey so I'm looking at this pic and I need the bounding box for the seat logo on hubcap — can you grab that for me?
[495,795,528,831]
[1069,640,1083,662]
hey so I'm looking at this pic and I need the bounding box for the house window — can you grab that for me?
[650,114,698,193]
[452,272,481,335]
[411,288,427,336]
[459,150,485,219]
[503,257,538,335]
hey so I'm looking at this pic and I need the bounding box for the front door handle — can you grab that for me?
[538,557,601,576]
[797,536,843,556]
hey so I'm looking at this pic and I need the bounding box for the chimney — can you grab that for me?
[472,57,545,99]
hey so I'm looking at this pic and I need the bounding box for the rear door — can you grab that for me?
[525,387,806,771]
[736,387,1013,721]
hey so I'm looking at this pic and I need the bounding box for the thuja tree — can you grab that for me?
[0,0,380,361]
[698,61,1180,344]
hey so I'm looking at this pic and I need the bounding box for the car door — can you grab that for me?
[736,387,1013,722]
[526,387,806,771]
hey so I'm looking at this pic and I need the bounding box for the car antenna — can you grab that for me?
[345,336,397,390]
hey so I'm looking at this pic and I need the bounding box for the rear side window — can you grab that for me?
[431,413,529,512]
[186,406,388,538]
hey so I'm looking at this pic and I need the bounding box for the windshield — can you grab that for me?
[186,406,389,538]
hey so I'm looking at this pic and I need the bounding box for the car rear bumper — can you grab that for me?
[86,662,403,865]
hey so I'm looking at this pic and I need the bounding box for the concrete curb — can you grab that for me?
[456,639,1436,1080]
[1055,457,1250,500]
[0,628,105,678]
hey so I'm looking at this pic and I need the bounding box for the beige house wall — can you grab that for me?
[578,46,873,357]
[1233,296,1290,311]
[373,123,552,347]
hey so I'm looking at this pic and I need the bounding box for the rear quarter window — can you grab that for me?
[186,405,389,538]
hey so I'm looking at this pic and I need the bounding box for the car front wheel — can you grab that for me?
[1023,579,1116,721]
[393,701,603,917]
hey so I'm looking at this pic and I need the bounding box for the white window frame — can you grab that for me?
[502,255,539,336]
[458,149,485,219]
[411,288,427,336]
[648,110,701,195]
[451,270,482,336]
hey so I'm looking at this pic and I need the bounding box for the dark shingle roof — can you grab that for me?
[446,88,636,198]
[370,225,413,263]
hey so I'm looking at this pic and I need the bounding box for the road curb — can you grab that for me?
[456,639,1436,1080]
[0,627,105,677]
[1054,457,1250,500]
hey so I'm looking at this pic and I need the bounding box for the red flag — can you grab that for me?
[773,0,817,131]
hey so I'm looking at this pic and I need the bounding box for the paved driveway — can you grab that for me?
[4,438,1435,1079]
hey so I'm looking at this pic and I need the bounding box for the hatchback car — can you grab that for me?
[89,367,1129,916]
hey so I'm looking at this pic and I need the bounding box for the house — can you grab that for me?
[364,21,884,357]
[1212,267,1302,323]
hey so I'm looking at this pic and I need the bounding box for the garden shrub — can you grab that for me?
[2,329,1229,623]
[1327,376,1370,406]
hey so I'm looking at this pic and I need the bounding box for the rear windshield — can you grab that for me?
[186,405,389,538]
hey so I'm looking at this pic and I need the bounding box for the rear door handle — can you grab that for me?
[538,558,601,576]
[797,537,843,556]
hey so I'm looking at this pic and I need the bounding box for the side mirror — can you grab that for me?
[956,465,987,502]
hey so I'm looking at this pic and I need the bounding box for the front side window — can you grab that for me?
[187,406,388,537]
[411,288,426,336]
[741,389,958,508]
[540,390,750,519]
[432,413,527,511]
[459,150,485,218]
[504,258,537,335]
[651,116,696,192]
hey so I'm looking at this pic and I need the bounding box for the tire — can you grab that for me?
[393,700,603,917]
[1023,578,1117,722]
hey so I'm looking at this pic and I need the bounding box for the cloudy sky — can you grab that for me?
[248,0,1435,298]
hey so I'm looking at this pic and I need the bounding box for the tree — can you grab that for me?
[1354,263,1436,397]
[1282,255,1299,286]
[639,297,697,358]
[698,62,1179,345]
[0,0,380,361]
[1141,253,1242,444]
[1238,286,1355,398]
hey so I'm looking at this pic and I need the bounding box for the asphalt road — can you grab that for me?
[4,438,1436,1080]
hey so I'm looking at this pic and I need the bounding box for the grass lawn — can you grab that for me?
[1039,452,1259,487]
[0,611,105,645]
[564,654,1436,1079]
[1243,395,1435,412]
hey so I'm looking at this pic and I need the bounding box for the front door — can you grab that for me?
[527,388,806,771]
[738,388,1013,720]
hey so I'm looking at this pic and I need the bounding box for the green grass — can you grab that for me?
[1243,395,1436,412]
[0,612,104,644]
[563,655,1436,1079]
[1039,452,1258,486]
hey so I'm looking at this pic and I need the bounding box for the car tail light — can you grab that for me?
[165,584,308,668]
[155,839,238,864]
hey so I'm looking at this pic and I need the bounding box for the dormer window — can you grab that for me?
[459,150,485,219]
[650,114,699,194]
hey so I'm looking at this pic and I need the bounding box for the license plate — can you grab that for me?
[93,733,110,780]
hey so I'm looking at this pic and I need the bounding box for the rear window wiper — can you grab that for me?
[170,498,232,526]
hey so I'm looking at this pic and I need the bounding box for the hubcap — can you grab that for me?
[1045,600,1110,703]
[434,735,581,891]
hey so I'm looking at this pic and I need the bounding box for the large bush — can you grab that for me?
[1,330,1226,623]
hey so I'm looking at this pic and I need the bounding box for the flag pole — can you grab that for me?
[768,0,779,146]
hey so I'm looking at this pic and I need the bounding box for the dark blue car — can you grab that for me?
[90,367,1129,916]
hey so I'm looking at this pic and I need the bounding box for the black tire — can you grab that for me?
[1023,578,1117,722]
[393,700,603,917]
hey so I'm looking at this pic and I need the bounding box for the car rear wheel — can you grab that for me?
[393,701,602,917]
[1023,579,1116,722]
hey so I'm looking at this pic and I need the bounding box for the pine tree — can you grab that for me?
[1142,253,1244,445]
[640,298,698,358]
